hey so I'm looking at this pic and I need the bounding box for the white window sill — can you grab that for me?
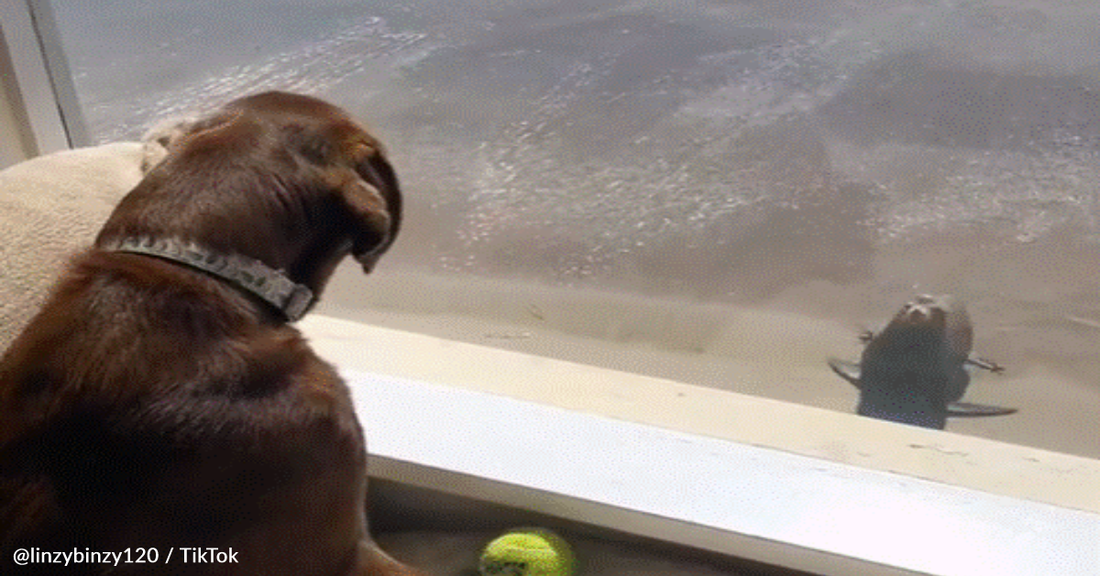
[300,314,1100,576]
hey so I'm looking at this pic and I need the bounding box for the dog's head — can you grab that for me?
[97,92,401,303]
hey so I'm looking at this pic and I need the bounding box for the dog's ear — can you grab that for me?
[140,117,194,173]
[320,141,402,273]
[140,110,245,173]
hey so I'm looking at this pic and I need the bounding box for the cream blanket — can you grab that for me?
[0,136,172,353]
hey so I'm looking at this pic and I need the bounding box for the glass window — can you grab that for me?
[51,0,1100,460]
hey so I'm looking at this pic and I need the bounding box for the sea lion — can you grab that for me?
[828,294,1017,429]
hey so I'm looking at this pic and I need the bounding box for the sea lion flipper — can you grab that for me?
[946,401,1018,417]
[965,355,1006,374]
[827,358,862,389]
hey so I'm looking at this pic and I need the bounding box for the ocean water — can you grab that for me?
[53,1,1100,446]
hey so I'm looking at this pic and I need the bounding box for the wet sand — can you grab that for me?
[320,266,1100,461]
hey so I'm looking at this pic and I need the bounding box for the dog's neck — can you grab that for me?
[101,236,314,321]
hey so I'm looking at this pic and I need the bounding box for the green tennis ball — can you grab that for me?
[479,528,576,576]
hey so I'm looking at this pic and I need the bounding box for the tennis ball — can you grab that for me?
[479,528,576,576]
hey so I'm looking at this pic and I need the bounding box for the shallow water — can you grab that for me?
[54,0,1100,455]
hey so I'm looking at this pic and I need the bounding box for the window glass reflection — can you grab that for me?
[51,0,1100,458]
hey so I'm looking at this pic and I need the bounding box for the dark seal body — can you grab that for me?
[857,295,974,429]
[828,295,1016,428]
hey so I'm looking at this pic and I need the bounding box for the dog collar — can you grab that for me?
[102,236,314,322]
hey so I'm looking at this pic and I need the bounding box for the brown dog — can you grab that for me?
[0,92,425,575]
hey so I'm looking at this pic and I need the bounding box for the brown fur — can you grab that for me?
[0,92,425,575]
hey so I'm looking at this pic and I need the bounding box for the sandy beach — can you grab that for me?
[319,266,1100,462]
[50,0,1100,464]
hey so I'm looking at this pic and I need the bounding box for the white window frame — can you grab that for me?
[303,315,1099,576]
[0,0,85,167]
[2,2,1097,573]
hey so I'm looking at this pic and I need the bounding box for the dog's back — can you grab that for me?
[1,92,420,575]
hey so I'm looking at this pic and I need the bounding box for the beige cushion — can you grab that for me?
[0,142,150,352]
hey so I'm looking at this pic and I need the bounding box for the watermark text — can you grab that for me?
[12,547,238,567]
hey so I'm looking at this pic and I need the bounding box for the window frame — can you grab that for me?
[305,314,1100,576]
[0,0,85,167]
